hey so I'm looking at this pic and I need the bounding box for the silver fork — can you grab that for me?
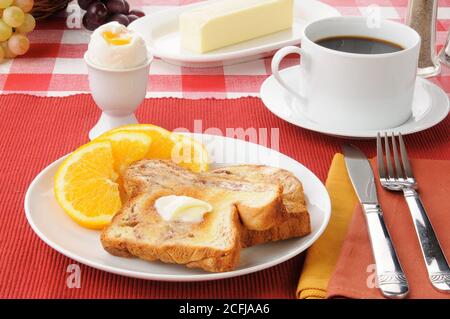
[377,132,450,293]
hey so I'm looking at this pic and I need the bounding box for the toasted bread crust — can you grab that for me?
[101,191,242,273]
[101,236,241,272]
[236,194,287,231]
[240,211,311,247]
[212,165,311,247]
[212,165,307,214]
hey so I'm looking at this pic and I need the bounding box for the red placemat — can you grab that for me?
[0,94,449,299]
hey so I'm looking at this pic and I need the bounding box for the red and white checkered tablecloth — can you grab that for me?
[0,0,449,98]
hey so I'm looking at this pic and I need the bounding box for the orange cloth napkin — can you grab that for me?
[327,159,450,299]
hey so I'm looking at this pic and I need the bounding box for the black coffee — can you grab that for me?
[315,36,404,54]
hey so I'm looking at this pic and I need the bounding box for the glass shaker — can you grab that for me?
[406,0,441,77]
[439,29,450,66]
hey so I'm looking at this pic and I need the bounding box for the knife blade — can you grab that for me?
[342,144,409,299]
[341,144,377,204]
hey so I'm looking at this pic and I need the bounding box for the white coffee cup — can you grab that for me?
[271,16,420,130]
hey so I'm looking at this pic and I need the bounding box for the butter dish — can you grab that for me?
[128,0,340,68]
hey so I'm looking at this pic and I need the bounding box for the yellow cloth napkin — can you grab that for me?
[296,153,358,299]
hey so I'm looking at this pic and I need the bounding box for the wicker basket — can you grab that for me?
[31,0,72,20]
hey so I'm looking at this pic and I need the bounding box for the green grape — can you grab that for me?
[0,41,15,58]
[8,33,29,55]
[13,0,33,13]
[3,6,24,28]
[0,44,4,63]
[0,19,12,42]
[0,0,13,9]
[16,12,34,33]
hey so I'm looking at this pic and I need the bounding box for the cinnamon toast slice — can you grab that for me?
[211,165,311,247]
[123,160,311,247]
[101,188,242,272]
[123,160,287,231]
[101,160,289,272]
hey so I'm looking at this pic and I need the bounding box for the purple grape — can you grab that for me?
[108,13,129,26]
[106,0,128,14]
[129,9,145,17]
[78,0,95,10]
[83,13,105,31]
[87,1,108,19]
[127,14,139,23]
[124,1,129,14]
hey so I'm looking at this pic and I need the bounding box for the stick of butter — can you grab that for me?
[180,0,294,53]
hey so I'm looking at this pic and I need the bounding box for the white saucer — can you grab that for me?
[129,0,340,68]
[260,66,449,139]
[25,133,330,282]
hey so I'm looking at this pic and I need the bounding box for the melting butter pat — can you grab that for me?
[155,195,213,223]
[180,0,294,53]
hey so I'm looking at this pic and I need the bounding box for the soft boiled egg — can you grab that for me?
[87,22,148,69]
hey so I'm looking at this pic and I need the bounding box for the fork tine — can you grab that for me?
[399,133,414,179]
[384,132,394,178]
[376,133,386,179]
[391,133,404,179]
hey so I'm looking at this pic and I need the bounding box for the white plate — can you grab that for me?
[261,66,450,139]
[128,0,340,67]
[25,134,331,282]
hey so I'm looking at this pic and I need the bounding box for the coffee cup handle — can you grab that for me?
[271,46,305,100]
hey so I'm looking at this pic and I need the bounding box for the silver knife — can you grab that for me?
[342,144,409,299]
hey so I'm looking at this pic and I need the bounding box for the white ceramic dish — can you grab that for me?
[128,0,340,67]
[25,133,331,282]
[260,66,450,139]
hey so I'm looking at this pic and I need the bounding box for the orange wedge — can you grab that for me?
[54,141,121,229]
[99,124,209,172]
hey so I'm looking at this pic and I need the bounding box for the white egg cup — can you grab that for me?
[84,52,152,140]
